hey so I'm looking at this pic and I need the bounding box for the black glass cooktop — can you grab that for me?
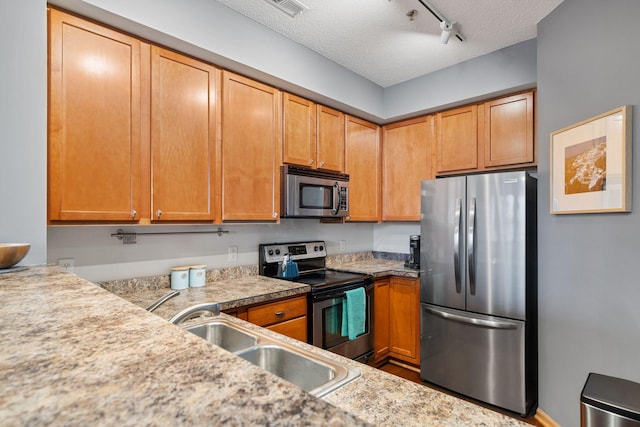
[289,269,370,288]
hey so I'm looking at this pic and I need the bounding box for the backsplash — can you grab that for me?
[99,264,258,294]
[98,251,409,294]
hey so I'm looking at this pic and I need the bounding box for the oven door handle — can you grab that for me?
[315,285,370,301]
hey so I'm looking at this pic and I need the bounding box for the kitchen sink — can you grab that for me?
[237,345,342,395]
[186,321,258,353]
[183,317,360,397]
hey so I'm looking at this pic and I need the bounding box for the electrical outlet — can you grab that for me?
[228,246,238,262]
[58,258,75,272]
[340,240,347,253]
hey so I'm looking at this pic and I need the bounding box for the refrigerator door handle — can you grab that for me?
[424,306,518,330]
[453,198,462,293]
[468,197,477,295]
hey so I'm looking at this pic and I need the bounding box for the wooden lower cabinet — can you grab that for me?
[225,295,308,342]
[389,277,420,365]
[374,278,391,364]
[374,276,420,366]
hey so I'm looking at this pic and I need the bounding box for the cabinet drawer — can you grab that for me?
[247,295,307,327]
[267,316,308,342]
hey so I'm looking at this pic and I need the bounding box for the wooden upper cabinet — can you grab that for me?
[345,115,381,222]
[382,116,434,221]
[281,94,345,172]
[482,91,535,168]
[149,46,220,222]
[282,92,316,167]
[436,104,479,174]
[48,9,141,222]
[222,71,281,221]
[282,93,316,168]
[316,105,345,172]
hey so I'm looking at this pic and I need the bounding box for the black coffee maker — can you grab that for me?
[404,235,420,269]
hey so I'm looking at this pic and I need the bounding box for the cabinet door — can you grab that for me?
[48,9,141,222]
[483,91,535,168]
[222,71,281,221]
[436,105,478,174]
[374,278,390,364]
[345,116,381,222]
[267,317,308,342]
[382,116,434,221]
[282,93,315,168]
[150,46,220,221]
[316,105,345,172]
[389,277,420,365]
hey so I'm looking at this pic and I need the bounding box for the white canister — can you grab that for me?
[189,265,207,288]
[170,266,190,290]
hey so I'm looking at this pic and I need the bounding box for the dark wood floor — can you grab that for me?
[378,362,544,426]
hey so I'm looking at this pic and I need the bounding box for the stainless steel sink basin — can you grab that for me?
[237,345,336,394]
[186,321,258,353]
[182,317,360,397]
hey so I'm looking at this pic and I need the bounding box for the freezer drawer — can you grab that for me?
[420,304,535,416]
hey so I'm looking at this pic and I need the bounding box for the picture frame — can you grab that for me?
[550,105,632,214]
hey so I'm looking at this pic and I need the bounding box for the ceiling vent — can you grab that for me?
[264,0,310,17]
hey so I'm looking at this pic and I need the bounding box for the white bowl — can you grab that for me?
[0,243,31,269]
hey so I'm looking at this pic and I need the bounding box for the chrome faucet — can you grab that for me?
[169,302,220,325]
[146,290,180,312]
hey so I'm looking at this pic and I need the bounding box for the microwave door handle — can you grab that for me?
[331,182,340,215]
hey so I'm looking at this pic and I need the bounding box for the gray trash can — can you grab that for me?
[581,373,640,426]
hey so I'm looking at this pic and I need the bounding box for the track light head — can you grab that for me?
[440,20,455,44]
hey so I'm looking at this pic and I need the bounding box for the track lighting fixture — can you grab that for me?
[440,20,457,44]
[417,0,464,44]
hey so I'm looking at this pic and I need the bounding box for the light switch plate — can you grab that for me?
[228,246,238,262]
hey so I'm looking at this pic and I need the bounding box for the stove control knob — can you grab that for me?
[319,245,324,251]
[275,249,281,255]
[268,249,274,256]
[314,246,319,251]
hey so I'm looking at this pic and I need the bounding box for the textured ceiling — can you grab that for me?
[214,0,564,87]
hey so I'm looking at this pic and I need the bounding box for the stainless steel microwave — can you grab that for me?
[281,165,349,218]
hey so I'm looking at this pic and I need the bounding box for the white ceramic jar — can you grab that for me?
[189,265,207,288]
[170,266,190,290]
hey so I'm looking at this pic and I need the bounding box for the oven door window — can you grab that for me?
[321,296,369,349]
[300,184,333,210]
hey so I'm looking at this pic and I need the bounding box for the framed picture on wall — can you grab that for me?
[550,105,632,214]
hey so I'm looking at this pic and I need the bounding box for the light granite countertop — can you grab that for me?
[0,264,528,426]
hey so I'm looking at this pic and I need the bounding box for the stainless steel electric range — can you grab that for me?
[259,241,374,364]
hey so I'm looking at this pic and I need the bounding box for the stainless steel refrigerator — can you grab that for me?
[420,171,537,416]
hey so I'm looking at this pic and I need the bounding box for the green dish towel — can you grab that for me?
[341,287,366,340]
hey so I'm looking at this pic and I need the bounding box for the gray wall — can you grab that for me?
[537,0,640,425]
[0,1,48,264]
[384,39,537,122]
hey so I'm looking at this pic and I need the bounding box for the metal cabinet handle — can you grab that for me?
[272,212,278,219]
[309,159,314,165]
[156,209,162,218]
[319,161,325,167]
[131,209,137,219]
[275,311,285,317]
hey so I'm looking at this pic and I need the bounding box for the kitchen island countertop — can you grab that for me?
[0,265,528,426]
